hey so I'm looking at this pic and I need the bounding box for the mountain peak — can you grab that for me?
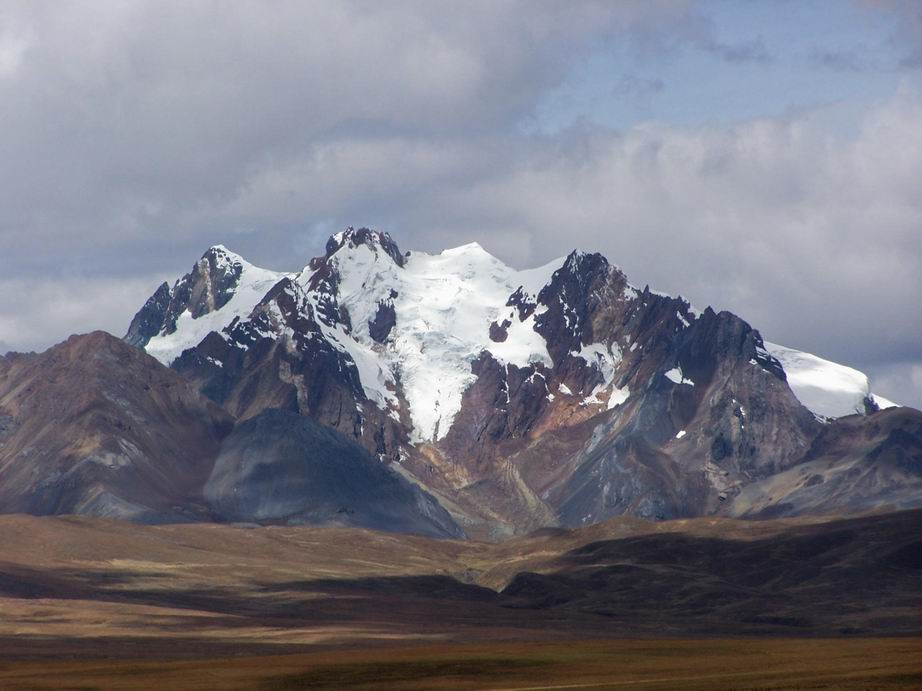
[60,330,131,357]
[448,240,485,252]
[563,249,604,270]
[440,241,497,260]
[125,243,287,360]
[202,244,248,270]
[325,227,405,267]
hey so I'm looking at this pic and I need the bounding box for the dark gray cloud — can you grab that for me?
[612,75,666,98]
[865,361,922,408]
[808,47,868,72]
[883,0,922,67]
[695,36,771,64]
[0,0,920,409]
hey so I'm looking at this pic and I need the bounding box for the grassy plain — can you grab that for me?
[1,638,921,690]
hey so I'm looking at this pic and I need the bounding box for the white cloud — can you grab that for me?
[0,27,31,78]
[0,276,163,352]
[0,1,695,251]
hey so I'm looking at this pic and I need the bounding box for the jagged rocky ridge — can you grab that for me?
[117,228,917,538]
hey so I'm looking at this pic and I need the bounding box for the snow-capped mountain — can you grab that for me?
[125,244,287,362]
[132,231,894,430]
[124,228,917,537]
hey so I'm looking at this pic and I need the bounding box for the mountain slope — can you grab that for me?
[0,332,464,537]
[205,408,463,538]
[728,406,922,518]
[501,509,922,636]
[0,332,234,521]
[126,228,918,536]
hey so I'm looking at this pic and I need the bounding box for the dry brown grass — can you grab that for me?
[1,512,920,689]
[1,638,921,690]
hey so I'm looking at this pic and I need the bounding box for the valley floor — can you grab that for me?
[1,638,921,690]
[0,511,920,688]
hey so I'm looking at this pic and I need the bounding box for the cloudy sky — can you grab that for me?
[1,0,920,407]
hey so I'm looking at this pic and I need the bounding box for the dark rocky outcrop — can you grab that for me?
[172,277,408,462]
[124,281,172,348]
[124,245,247,350]
[369,297,397,343]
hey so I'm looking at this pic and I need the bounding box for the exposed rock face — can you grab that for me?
[368,296,397,343]
[728,406,922,518]
[123,282,171,348]
[123,227,919,537]
[546,304,819,527]
[127,245,288,364]
[0,332,234,522]
[434,254,821,531]
[180,246,246,317]
[171,275,408,462]
[125,246,249,349]
[205,409,463,538]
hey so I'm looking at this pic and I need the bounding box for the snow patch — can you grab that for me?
[316,239,565,443]
[871,393,899,410]
[766,342,872,419]
[665,366,695,386]
[574,341,627,408]
[607,384,629,409]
